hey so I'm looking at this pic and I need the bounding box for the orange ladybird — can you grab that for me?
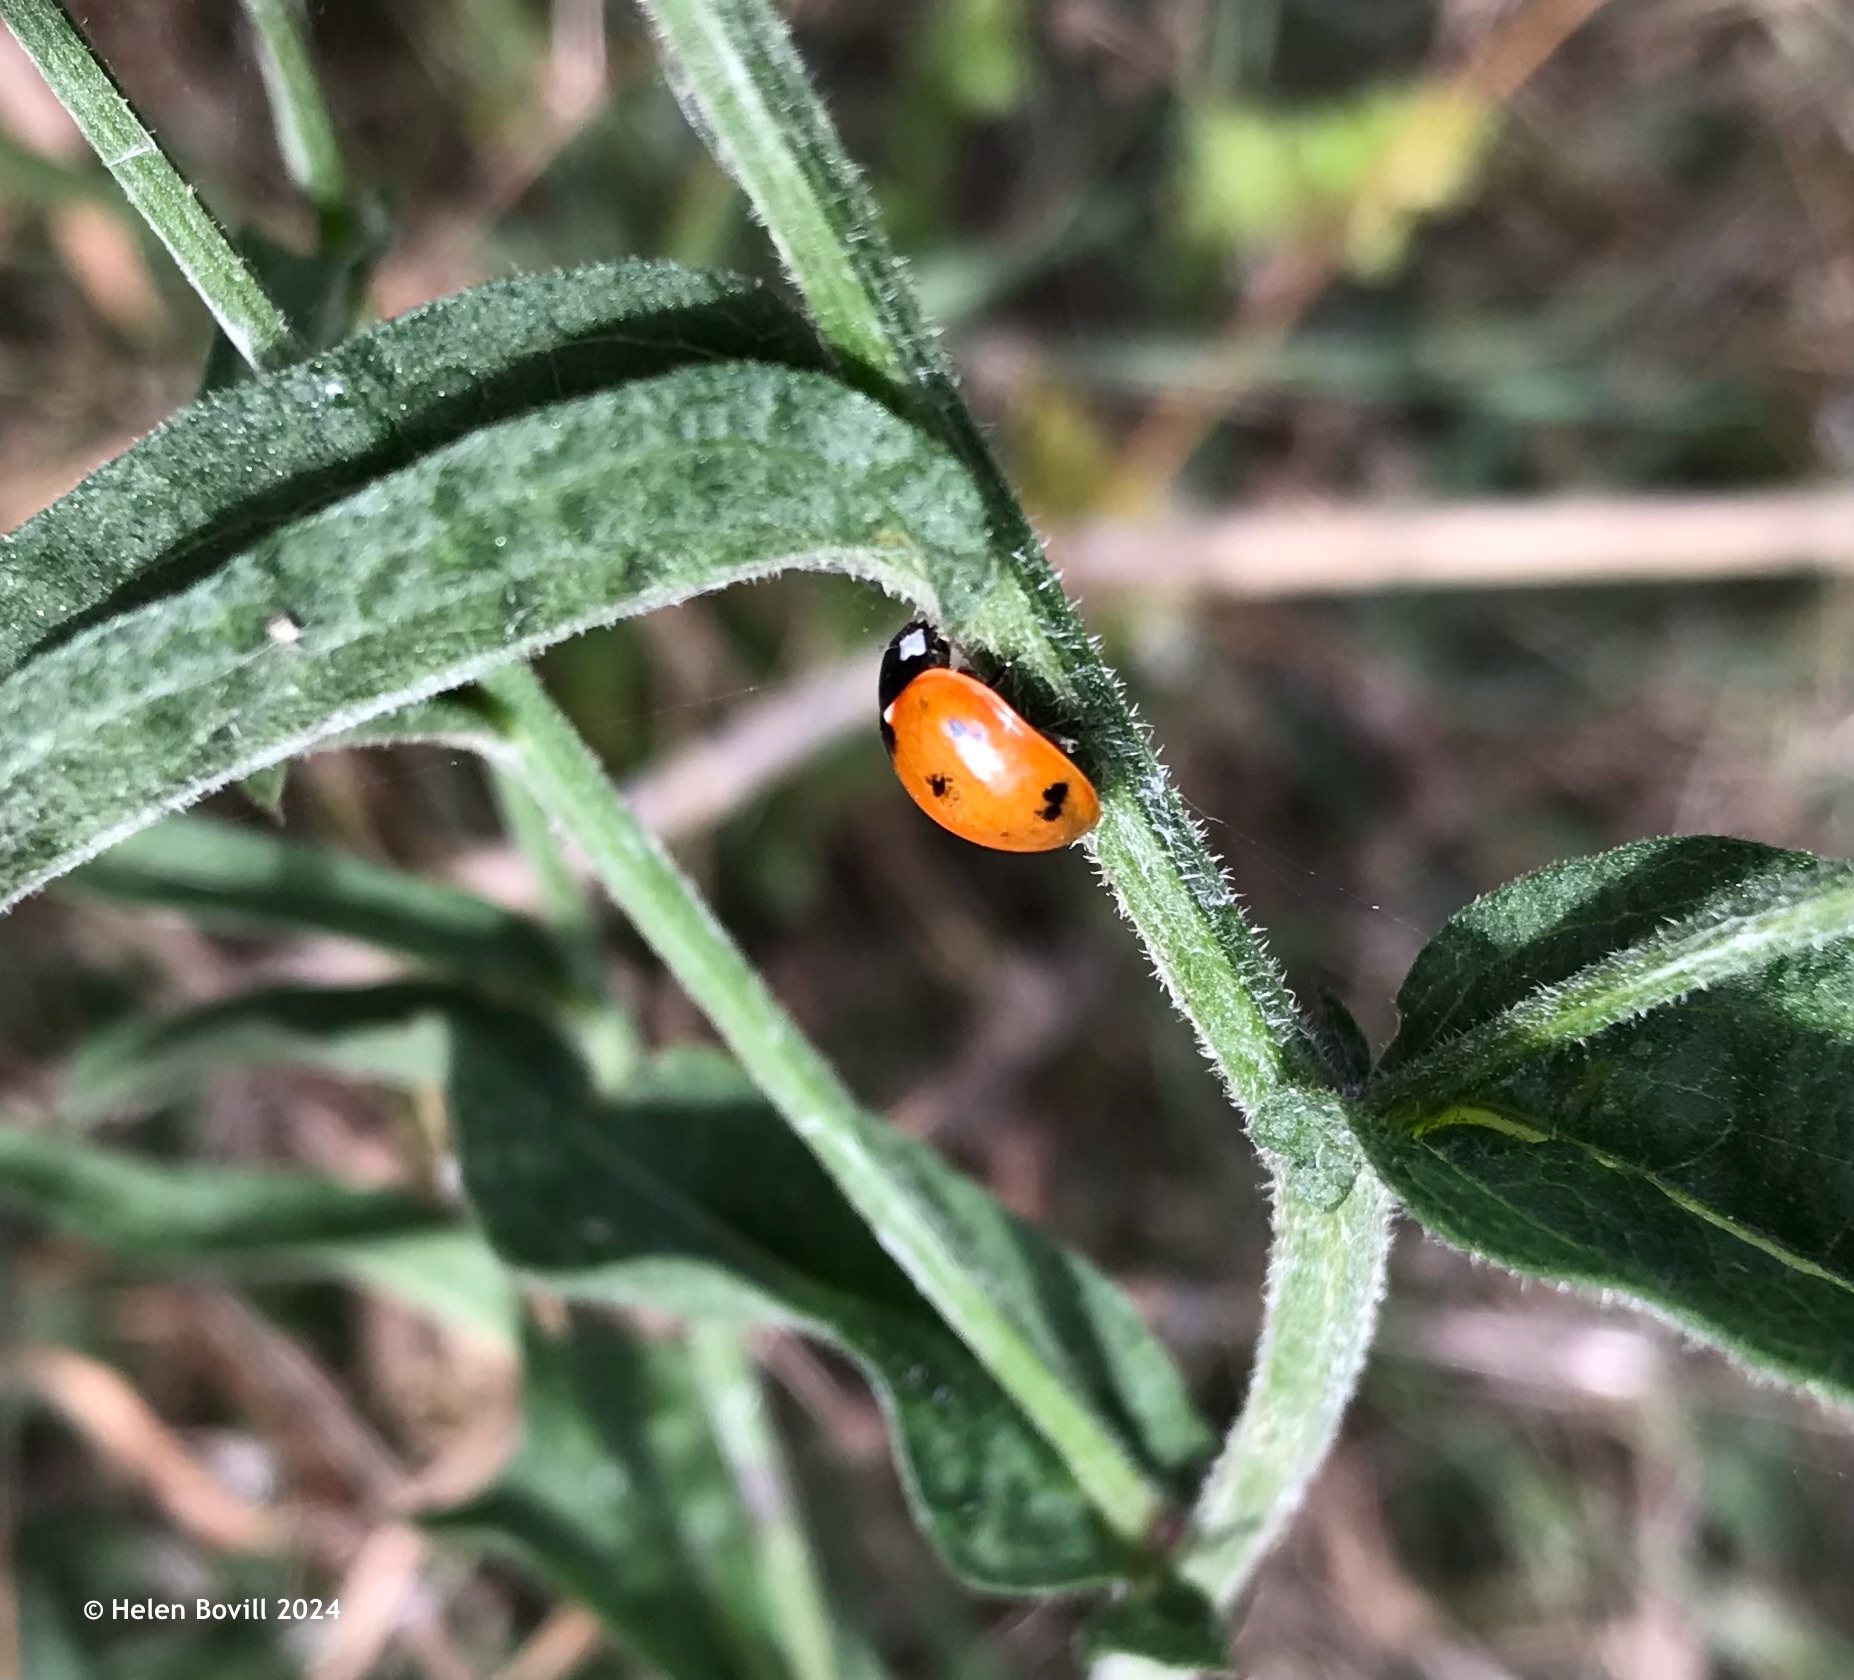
[879,621,1100,852]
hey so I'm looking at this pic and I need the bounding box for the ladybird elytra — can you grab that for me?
[879,621,1100,852]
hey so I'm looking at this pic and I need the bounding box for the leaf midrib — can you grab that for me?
[1409,1101,1854,1294]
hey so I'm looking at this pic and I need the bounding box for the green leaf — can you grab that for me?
[0,1117,513,1342]
[1361,836,1854,1400]
[445,999,1214,1592]
[239,0,354,244]
[0,260,821,681]
[427,1311,795,1680]
[1,353,981,913]
[61,980,459,1120]
[317,1227,515,1346]
[71,816,574,999]
[1080,1578,1228,1670]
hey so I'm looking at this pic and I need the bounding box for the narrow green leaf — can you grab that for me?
[238,0,351,241]
[686,1325,849,1680]
[71,816,575,1000]
[445,1001,1214,1592]
[0,1118,513,1341]
[0,261,822,682]
[0,1121,432,1250]
[0,357,982,913]
[428,1312,797,1680]
[1362,836,1854,1399]
[60,980,459,1120]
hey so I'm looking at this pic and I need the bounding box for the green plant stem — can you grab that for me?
[1176,1175,1393,1606]
[638,0,1313,1132]
[687,1326,846,1680]
[1,0,297,370]
[636,0,1396,1629]
[1082,1179,1394,1680]
[1369,872,1854,1127]
[479,662,1170,1548]
[238,0,351,245]
[491,766,641,1091]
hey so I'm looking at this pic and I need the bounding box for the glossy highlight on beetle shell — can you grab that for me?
[879,623,1100,852]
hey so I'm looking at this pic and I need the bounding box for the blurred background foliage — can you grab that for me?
[2,0,1853,1676]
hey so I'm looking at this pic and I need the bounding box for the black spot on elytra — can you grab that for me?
[927,773,951,798]
[1039,781,1069,821]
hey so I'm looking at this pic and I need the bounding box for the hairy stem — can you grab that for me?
[639,0,1317,1120]
[1,0,297,370]
[1178,1176,1394,1606]
[636,0,1396,1642]
[481,663,1171,1548]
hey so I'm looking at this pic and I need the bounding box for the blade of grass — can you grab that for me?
[491,766,642,1091]
[478,662,1172,1553]
[687,1326,850,1680]
[0,0,297,370]
[237,0,350,245]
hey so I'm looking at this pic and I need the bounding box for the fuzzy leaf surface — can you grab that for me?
[1363,836,1854,1398]
[445,1001,1214,1592]
[0,355,984,910]
[0,261,822,678]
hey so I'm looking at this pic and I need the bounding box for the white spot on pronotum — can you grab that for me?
[321,378,345,398]
[266,613,302,646]
[898,626,928,662]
